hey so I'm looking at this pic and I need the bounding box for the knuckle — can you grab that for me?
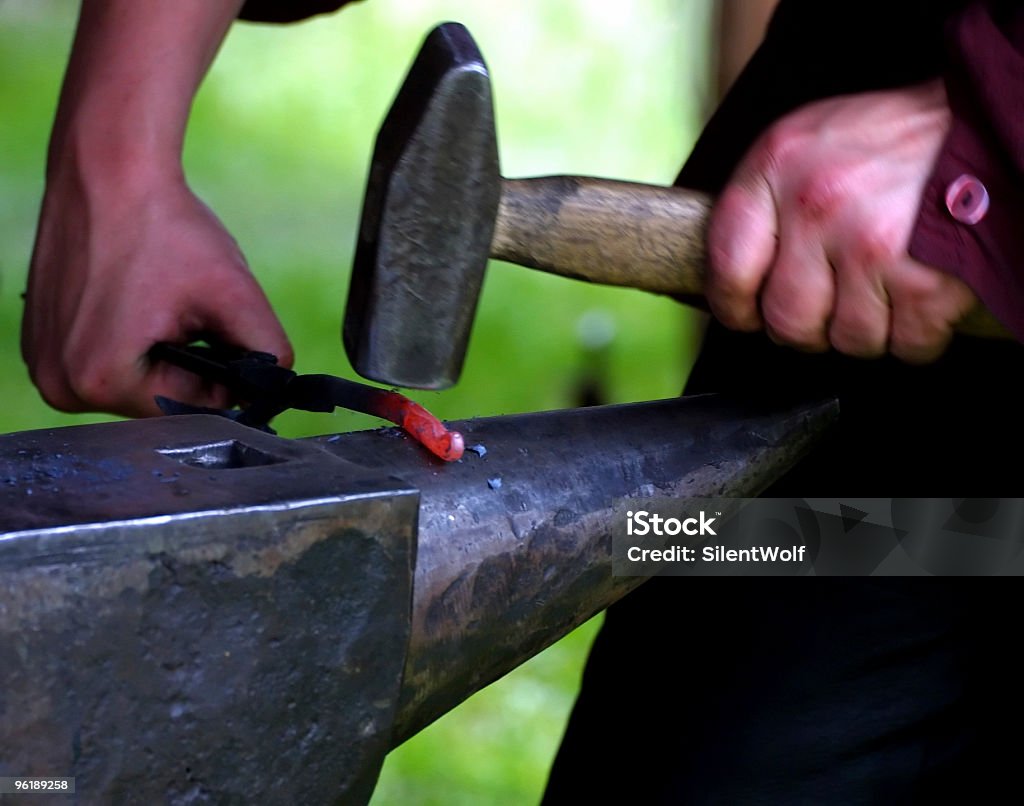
[706,265,763,333]
[794,170,846,223]
[762,304,827,351]
[886,287,954,343]
[65,372,108,409]
[761,262,834,348]
[895,268,947,307]
[707,238,763,299]
[829,319,885,358]
[891,337,947,365]
[710,303,761,333]
[889,317,953,364]
[22,349,86,413]
[42,390,87,414]
[21,350,44,389]
[62,354,120,411]
[35,372,85,413]
[756,123,803,175]
[848,227,902,271]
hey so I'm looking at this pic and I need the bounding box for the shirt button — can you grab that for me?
[945,174,989,225]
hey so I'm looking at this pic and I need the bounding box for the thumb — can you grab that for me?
[706,154,779,331]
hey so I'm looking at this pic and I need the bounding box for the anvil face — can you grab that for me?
[0,415,418,804]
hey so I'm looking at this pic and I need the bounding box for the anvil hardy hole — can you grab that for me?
[156,440,287,470]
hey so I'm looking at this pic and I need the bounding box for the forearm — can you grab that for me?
[48,0,244,191]
[25,0,294,418]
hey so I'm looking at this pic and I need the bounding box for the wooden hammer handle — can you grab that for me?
[493,176,709,297]
[491,175,1011,341]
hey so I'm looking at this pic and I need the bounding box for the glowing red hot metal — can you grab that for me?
[360,387,465,462]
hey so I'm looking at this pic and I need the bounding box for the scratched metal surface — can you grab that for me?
[314,394,839,744]
[343,22,501,390]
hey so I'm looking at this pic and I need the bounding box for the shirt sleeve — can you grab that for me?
[909,0,1024,339]
[238,0,357,23]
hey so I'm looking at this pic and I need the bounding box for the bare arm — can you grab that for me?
[23,0,292,417]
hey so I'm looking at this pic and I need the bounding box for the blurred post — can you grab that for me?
[573,309,617,407]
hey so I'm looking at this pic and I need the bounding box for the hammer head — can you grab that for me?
[343,22,500,390]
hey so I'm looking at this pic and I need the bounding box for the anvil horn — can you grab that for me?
[0,395,835,803]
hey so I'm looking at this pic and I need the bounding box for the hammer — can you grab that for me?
[343,22,1009,390]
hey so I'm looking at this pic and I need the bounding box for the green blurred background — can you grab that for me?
[0,1,711,802]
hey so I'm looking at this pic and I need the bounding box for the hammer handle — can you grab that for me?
[491,175,1010,341]
[493,176,708,297]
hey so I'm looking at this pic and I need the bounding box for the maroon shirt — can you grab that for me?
[911,1,1024,340]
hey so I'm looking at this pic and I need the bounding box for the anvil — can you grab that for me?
[0,395,835,803]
